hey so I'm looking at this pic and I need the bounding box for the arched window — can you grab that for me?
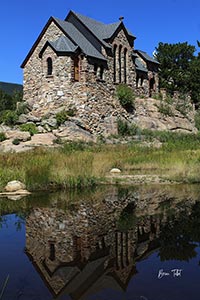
[113,45,117,82]
[94,64,98,76]
[100,66,104,80]
[118,45,122,83]
[73,56,80,81]
[47,57,53,76]
[124,48,127,83]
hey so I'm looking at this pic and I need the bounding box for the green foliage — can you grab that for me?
[12,138,20,145]
[25,157,52,190]
[117,119,138,136]
[56,110,69,126]
[0,132,6,142]
[0,110,18,126]
[195,110,200,130]
[175,96,192,117]
[0,90,23,112]
[66,105,77,117]
[116,84,135,111]
[16,102,29,115]
[20,123,38,136]
[156,100,174,117]
[188,56,200,106]
[61,141,92,154]
[155,42,195,96]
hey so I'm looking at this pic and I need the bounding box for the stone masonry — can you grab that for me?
[21,10,161,137]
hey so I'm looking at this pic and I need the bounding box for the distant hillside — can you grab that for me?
[0,81,23,95]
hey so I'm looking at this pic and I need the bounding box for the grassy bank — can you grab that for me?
[1,131,200,191]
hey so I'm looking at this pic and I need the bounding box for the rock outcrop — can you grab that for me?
[0,94,198,152]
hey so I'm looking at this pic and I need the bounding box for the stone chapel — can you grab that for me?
[21,10,159,135]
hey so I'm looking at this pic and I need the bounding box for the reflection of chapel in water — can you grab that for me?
[25,186,197,300]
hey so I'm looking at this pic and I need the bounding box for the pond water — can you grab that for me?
[1,184,200,300]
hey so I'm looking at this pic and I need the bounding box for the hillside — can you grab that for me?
[0,81,23,95]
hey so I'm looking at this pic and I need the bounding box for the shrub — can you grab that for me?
[0,110,19,126]
[66,105,77,117]
[16,102,29,115]
[117,119,138,136]
[12,138,20,145]
[116,84,135,111]
[61,141,90,154]
[195,110,200,131]
[157,101,174,117]
[20,123,38,136]
[0,132,6,142]
[56,110,69,126]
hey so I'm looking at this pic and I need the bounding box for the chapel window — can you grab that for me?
[73,56,80,81]
[124,48,127,83]
[94,64,98,76]
[113,44,117,82]
[47,57,53,76]
[118,45,122,83]
[100,66,104,80]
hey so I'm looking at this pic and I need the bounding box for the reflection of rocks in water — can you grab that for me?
[25,185,199,300]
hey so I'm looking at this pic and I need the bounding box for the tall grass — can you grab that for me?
[0,134,200,191]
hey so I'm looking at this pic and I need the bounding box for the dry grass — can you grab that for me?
[0,139,200,191]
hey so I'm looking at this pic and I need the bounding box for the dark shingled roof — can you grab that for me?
[71,11,135,42]
[135,50,159,64]
[21,11,136,67]
[49,35,78,53]
[54,17,106,61]
[135,57,148,73]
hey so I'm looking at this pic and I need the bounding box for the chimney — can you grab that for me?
[119,16,124,21]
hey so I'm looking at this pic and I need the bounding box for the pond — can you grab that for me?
[1,184,200,300]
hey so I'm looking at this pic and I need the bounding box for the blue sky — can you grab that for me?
[1,0,200,84]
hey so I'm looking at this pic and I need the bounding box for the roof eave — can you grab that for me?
[135,50,160,65]
[21,16,80,68]
[21,17,55,68]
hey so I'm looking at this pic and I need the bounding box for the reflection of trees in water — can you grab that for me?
[159,202,200,262]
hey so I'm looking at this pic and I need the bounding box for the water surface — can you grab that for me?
[1,185,200,300]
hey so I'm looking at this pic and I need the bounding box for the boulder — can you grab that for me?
[5,180,26,192]
[24,132,57,146]
[5,130,31,141]
[53,121,95,142]
[110,168,121,174]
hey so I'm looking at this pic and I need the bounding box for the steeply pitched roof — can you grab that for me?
[53,17,106,61]
[135,50,159,64]
[135,57,148,73]
[67,11,136,44]
[49,35,78,53]
[21,11,136,68]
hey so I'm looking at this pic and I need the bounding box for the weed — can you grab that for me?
[116,84,135,111]
[20,123,38,136]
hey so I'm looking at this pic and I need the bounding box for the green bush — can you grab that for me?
[12,138,20,145]
[0,110,19,126]
[0,132,6,142]
[195,110,200,131]
[56,110,69,126]
[66,105,77,117]
[16,102,29,115]
[116,84,135,111]
[20,123,38,136]
[117,119,138,136]
[157,101,174,117]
